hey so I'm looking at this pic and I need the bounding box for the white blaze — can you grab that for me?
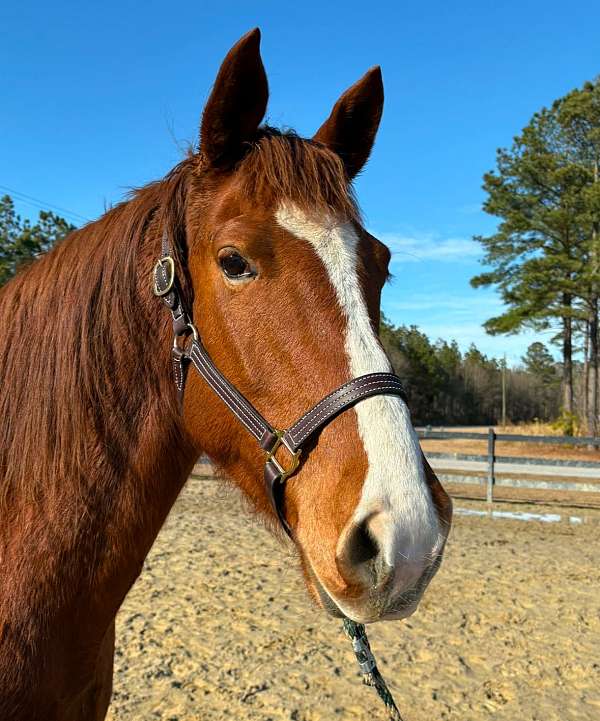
[276,203,440,569]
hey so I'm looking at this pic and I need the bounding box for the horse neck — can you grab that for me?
[0,193,197,632]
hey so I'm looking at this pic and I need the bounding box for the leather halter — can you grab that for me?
[153,232,408,537]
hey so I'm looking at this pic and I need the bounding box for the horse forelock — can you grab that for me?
[232,128,360,222]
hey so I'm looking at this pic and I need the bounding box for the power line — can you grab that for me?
[0,184,91,224]
[0,185,91,224]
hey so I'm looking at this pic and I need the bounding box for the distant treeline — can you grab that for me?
[381,318,561,427]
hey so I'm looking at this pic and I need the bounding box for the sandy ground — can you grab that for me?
[106,475,600,721]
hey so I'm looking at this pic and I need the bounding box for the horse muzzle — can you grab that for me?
[309,544,446,624]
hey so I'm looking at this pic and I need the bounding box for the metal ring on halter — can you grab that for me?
[186,323,199,341]
[173,322,199,351]
[265,430,301,482]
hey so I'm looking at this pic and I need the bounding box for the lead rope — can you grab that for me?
[343,618,404,721]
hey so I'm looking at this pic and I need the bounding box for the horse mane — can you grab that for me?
[0,129,357,509]
[0,159,195,510]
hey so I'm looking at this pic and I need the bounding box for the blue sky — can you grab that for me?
[3,1,600,364]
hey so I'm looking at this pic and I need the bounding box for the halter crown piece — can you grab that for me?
[154,230,405,720]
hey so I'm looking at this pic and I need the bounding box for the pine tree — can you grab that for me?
[471,104,589,416]
[521,342,559,385]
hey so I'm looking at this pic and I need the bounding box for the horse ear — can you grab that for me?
[313,67,384,179]
[199,28,268,169]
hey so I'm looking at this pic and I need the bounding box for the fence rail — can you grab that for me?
[418,428,600,446]
[417,427,600,504]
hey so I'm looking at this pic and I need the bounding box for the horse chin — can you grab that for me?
[379,604,419,622]
[301,560,409,624]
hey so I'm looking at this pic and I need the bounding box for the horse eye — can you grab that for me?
[218,249,252,279]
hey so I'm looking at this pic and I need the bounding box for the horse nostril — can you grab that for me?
[337,513,397,589]
[343,518,380,566]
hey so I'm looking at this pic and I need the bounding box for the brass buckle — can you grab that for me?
[266,430,301,481]
[153,256,175,297]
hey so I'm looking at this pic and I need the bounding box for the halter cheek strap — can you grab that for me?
[153,233,408,538]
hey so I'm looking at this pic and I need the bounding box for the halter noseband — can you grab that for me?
[153,231,408,538]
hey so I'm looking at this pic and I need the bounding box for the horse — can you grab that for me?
[0,28,452,721]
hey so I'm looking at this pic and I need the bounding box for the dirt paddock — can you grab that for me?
[106,475,600,721]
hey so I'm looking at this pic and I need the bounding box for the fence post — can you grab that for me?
[487,427,495,505]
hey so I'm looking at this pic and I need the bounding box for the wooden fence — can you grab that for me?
[417,428,600,504]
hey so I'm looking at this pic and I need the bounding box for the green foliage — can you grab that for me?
[551,410,581,437]
[521,342,560,386]
[470,104,589,337]
[0,195,75,287]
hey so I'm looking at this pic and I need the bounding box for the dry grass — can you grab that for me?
[496,420,563,436]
